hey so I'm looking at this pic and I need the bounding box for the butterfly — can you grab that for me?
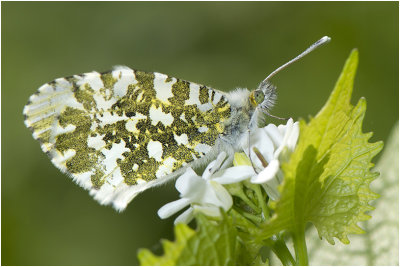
[23,36,330,211]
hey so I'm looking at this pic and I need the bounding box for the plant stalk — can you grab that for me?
[293,229,308,265]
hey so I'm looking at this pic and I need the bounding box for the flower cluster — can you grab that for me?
[158,118,299,224]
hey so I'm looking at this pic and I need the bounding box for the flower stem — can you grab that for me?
[240,194,261,213]
[226,183,261,213]
[229,209,259,236]
[293,229,308,266]
[251,184,270,220]
[264,236,295,266]
[233,207,262,224]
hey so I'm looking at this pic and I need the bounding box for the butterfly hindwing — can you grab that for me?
[24,66,232,210]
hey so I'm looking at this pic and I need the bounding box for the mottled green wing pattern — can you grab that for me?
[24,66,231,211]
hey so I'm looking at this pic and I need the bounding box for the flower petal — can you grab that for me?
[202,151,227,180]
[212,166,255,184]
[265,123,284,148]
[250,159,280,184]
[175,168,201,195]
[287,121,299,151]
[196,181,225,206]
[242,130,275,169]
[274,119,299,158]
[174,207,194,225]
[157,198,191,219]
[277,118,293,135]
[261,179,280,200]
[193,205,221,217]
[209,181,233,210]
[211,151,227,175]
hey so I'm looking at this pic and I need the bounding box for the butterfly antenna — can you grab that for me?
[263,36,331,83]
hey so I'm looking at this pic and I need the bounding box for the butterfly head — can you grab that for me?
[249,81,277,112]
[249,36,331,117]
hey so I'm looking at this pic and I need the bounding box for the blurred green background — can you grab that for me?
[2,2,398,265]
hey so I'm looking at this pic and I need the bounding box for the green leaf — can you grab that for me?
[308,122,399,265]
[177,213,238,265]
[229,209,268,265]
[138,213,239,266]
[137,223,195,266]
[259,49,384,245]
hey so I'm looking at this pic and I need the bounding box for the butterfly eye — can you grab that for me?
[250,90,265,107]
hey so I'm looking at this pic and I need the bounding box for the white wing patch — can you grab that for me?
[149,106,174,126]
[147,140,163,161]
[154,72,175,102]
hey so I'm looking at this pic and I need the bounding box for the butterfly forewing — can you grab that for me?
[24,66,232,211]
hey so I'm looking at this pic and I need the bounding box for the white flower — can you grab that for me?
[247,118,299,179]
[157,151,253,224]
[237,118,300,199]
[158,119,299,223]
